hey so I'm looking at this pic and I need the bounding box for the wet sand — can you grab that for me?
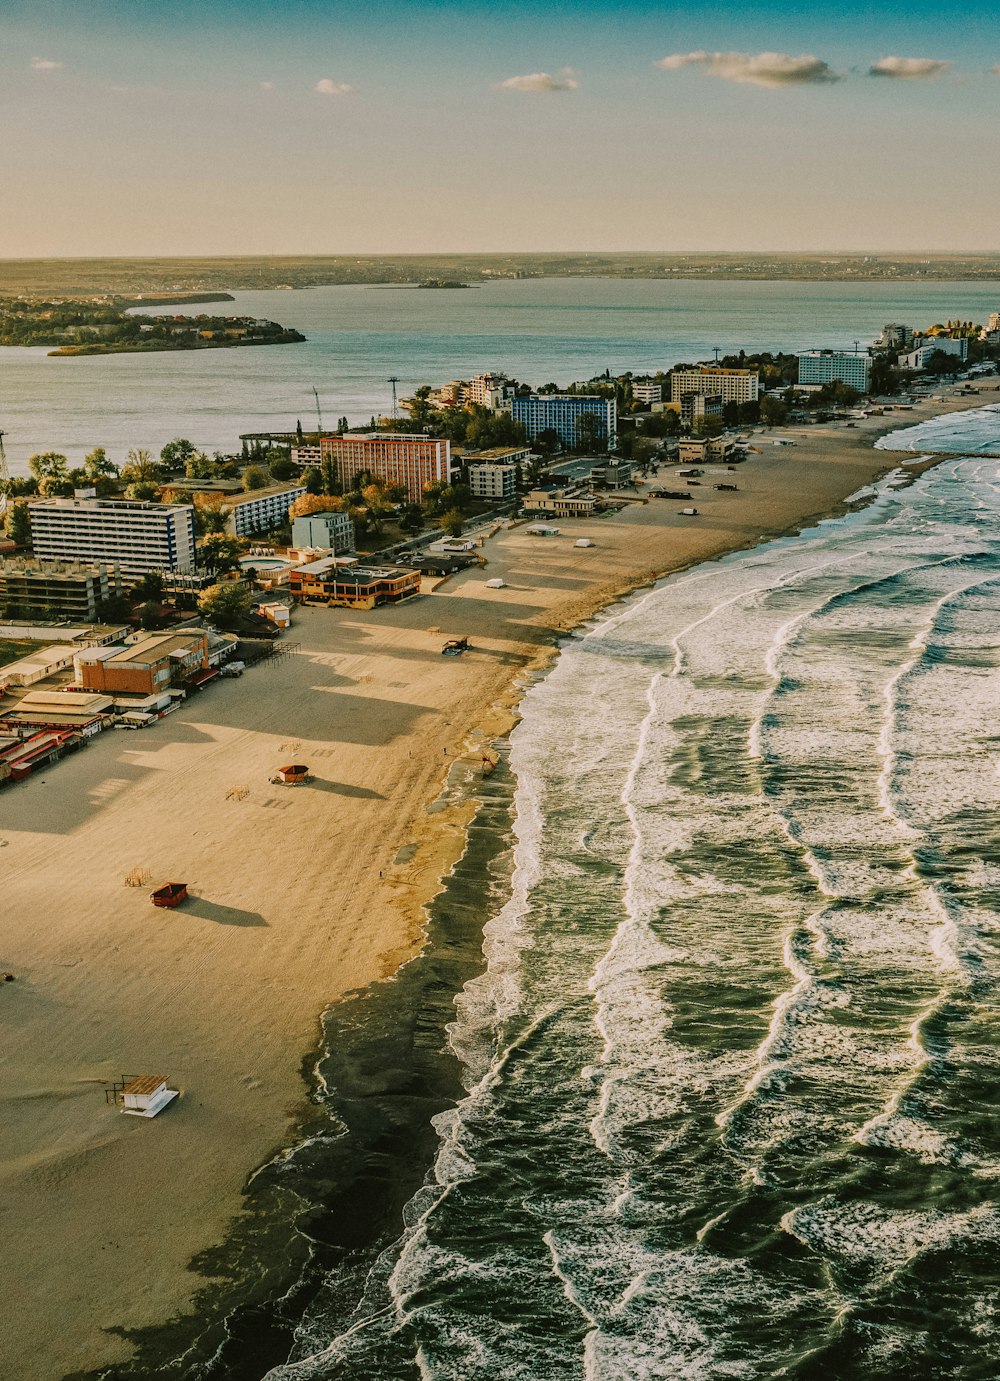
[0,386,995,1379]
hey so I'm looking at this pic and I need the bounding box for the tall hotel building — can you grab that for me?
[669,368,760,406]
[796,350,871,392]
[28,497,197,574]
[510,395,617,451]
[319,434,453,502]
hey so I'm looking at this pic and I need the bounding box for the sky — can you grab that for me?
[1,0,999,257]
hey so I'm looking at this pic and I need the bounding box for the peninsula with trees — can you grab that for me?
[0,296,305,357]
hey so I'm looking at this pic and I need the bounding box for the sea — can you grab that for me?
[1,276,999,475]
[9,279,997,1378]
[83,404,1000,1379]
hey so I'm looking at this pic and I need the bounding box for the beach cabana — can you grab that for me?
[120,1075,178,1119]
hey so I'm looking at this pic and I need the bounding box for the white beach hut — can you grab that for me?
[120,1074,178,1118]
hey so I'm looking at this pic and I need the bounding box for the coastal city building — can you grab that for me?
[510,395,616,451]
[320,433,453,502]
[28,497,197,575]
[225,483,307,537]
[680,393,724,427]
[796,350,872,392]
[0,559,119,622]
[290,557,421,609]
[75,630,210,696]
[291,445,322,466]
[468,462,519,500]
[678,437,737,464]
[290,510,356,554]
[464,372,511,409]
[590,460,634,489]
[458,444,528,501]
[524,488,597,517]
[669,367,760,406]
[873,323,915,351]
[899,337,969,371]
[631,379,664,405]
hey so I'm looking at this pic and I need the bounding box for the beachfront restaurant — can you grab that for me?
[290,557,421,610]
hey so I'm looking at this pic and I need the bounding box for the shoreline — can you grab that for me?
[2,386,997,1380]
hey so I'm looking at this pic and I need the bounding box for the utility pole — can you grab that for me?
[713,346,721,364]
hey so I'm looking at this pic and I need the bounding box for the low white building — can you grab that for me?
[120,1074,178,1118]
[899,337,969,371]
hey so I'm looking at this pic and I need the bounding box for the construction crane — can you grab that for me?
[388,376,400,420]
[312,387,325,435]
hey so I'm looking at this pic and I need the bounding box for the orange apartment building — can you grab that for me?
[319,433,453,502]
[290,558,420,610]
[74,631,209,696]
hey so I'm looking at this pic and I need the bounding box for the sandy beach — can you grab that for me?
[1,386,996,1380]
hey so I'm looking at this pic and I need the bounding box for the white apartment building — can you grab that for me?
[28,497,197,574]
[226,483,306,537]
[669,368,760,406]
[631,379,664,405]
[899,337,969,371]
[468,463,518,500]
[797,350,871,392]
[465,372,510,410]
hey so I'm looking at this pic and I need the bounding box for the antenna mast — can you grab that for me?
[388,376,400,420]
[312,388,325,435]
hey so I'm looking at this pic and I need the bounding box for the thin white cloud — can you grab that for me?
[30,56,63,72]
[495,68,579,93]
[315,78,353,96]
[260,80,275,91]
[869,56,951,79]
[656,50,839,88]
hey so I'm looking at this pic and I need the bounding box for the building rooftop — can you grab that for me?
[28,497,194,516]
[230,483,306,507]
[80,631,206,666]
[457,447,528,462]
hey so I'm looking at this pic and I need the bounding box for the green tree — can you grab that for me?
[242,465,269,491]
[398,503,424,535]
[195,504,230,536]
[160,437,198,471]
[136,571,165,602]
[125,481,160,501]
[301,466,323,495]
[83,446,118,483]
[361,481,393,535]
[760,396,788,427]
[439,507,465,537]
[184,450,218,479]
[28,451,73,496]
[121,447,164,484]
[138,600,163,630]
[267,452,297,481]
[574,412,605,453]
[406,385,437,432]
[199,533,243,575]
[198,581,254,630]
[5,500,32,546]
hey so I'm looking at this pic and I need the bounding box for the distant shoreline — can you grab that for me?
[46,330,306,357]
